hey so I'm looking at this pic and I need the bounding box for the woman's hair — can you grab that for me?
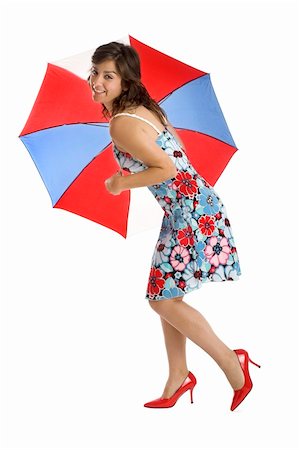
[87,41,168,125]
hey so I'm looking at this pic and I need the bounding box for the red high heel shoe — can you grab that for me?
[230,349,261,411]
[144,371,197,408]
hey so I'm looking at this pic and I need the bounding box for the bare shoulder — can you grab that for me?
[109,114,143,146]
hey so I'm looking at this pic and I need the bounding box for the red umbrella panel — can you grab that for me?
[18,34,238,239]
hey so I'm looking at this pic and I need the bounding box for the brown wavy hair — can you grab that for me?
[87,41,168,125]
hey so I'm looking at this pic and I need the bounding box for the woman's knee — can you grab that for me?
[148,295,184,311]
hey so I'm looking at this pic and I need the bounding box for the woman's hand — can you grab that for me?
[104,170,124,195]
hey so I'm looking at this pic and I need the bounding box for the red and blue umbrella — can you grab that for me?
[18,34,238,239]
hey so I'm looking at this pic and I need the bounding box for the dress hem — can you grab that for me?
[145,274,241,301]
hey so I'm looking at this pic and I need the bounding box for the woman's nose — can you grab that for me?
[92,74,105,85]
[93,83,104,90]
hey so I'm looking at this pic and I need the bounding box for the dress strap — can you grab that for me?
[110,113,163,135]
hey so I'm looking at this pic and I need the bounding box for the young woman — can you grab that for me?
[87,41,261,411]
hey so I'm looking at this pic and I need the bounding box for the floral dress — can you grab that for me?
[110,113,242,301]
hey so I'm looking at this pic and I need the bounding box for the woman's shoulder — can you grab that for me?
[111,105,166,124]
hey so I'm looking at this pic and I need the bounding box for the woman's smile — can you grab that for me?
[93,88,106,94]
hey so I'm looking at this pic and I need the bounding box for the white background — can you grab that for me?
[1,0,299,449]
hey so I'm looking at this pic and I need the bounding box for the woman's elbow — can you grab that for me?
[165,165,178,179]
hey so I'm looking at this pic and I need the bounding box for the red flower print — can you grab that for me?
[177,225,195,247]
[165,272,173,280]
[147,267,165,296]
[178,279,186,290]
[198,215,216,236]
[170,245,191,271]
[173,172,198,198]
[204,236,231,267]
[164,196,172,206]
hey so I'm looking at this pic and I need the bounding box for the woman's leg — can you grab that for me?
[160,314,190,398]
[149,298,245,390]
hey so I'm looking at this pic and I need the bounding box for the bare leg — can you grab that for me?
[160,316,190,398]
[149,298,245,391]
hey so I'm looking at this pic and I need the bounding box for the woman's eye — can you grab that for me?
[91,70,112,79]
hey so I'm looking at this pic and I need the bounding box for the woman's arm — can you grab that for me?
[119,166,176,191]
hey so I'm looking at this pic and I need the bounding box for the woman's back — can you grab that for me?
[110,105,186,152]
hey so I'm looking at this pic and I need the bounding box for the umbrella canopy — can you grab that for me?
[18,34,238,239]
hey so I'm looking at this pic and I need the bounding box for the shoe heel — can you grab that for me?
[190,386,195,404]
[248,356,261,368]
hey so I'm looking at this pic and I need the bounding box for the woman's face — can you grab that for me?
[89,59,123,112]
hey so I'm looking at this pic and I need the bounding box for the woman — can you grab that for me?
[87,41,261,411]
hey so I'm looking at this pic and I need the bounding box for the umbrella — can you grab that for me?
[18,34,238,239]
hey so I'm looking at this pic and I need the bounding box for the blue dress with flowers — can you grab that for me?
[111,113,242,301]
